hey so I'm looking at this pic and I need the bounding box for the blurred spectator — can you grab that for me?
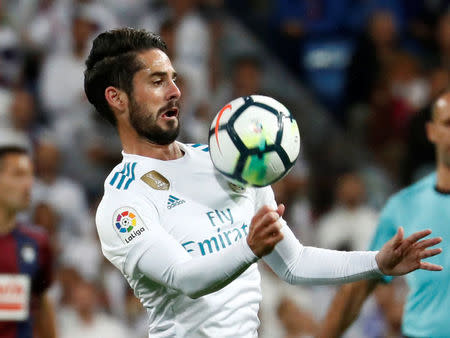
[174,69,213,144]
[345,9,400,110]
[388,51,429,112]
[32,201,60,255]
[124,288,149,338]
[0,22,23,88]
[316,171,378,251]
[23,0,70,53]
[432,12,450,70]
[102,0,149,27]
[52,109,122,199]
[159,17,177,59]
[140,0,212,105]
[32,138,91,241]
[408,2,450,62]
[313,172,385,338]
[213,54,266,110]
[100,257,129,322]
[345,0,406,35]
[272,158,314,245]
[402,66,450,184]
[258,263,318,338]
[7,88,40,146]
[50,266,82,310]
[24,0,117,54]
[277,297,317,338]
[38,7,97,124]
[271,0,348,75]
[167,0,211,104]
[58,280,130,338]
[348,72,412,183]
[0,12,23,125]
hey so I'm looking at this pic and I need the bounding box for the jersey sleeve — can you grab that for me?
[255,186,382,284]
[95,190,163,278]
[367,197,399,283]
[96,190,258,298]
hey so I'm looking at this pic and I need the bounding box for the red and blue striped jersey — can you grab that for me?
[0,223,53,338]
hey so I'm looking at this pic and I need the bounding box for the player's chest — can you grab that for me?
[402,202,450,283]
[0,236,39,276]
[158,186,254,257]
[0,235,37,321]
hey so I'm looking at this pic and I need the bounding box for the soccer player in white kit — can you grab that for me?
[84,28,443,337]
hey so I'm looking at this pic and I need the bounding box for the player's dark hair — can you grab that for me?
[0,146,28,170]
[84,28,168,126]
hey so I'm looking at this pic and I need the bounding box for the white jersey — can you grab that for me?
[96,142,381,337]
[96,143,268,337]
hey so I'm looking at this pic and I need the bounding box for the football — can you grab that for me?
[208,95,300,187]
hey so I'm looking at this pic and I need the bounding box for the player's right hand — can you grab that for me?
[247,204,285,257]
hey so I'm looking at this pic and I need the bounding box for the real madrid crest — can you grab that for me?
[141,170,170,190]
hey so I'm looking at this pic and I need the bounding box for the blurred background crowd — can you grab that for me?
[0,0,447,337]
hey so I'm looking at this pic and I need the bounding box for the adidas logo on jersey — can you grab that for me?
[167,195,185,209]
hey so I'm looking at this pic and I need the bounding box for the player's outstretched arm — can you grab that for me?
[35,293,57,338]
[261,205,443,284]
[317,279,378,338]
[375,227,443,275]
[136,204,284,299]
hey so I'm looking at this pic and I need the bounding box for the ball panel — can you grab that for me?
[251,95,291,118]
[233,107,278,149]
[280,118,301,163]
[241,151,285,187]
[210,97,246,128]
[209,129,240,174]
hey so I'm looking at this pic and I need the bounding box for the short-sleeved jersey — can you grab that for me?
[0,224,53,338]
[369,173,450,338]
[96,143,277,337]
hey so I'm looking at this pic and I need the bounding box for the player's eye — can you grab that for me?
[153,80,163,86]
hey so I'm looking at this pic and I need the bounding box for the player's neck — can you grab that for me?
[118,122,184,160]
[122,137,183,161]
[0,207,17,235]
[436,164,450,191]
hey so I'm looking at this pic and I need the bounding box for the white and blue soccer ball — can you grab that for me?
[209,95,301,187]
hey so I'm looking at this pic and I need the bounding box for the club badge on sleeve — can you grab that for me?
[141,170,170,190]
[113,207,149,244]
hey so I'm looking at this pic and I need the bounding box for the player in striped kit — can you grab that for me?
[0,145,55,338]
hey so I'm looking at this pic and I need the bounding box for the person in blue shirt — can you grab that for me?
[318,90,450,338]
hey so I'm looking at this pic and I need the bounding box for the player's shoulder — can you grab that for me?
[104,160,140,193]
[389,172,436,205]
[98,157,165,219]
[184,142,210,158]
[103,156,164,195]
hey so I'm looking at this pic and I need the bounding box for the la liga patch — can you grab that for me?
[113,207,149,244]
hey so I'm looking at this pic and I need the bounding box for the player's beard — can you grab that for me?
[128,97,180,145]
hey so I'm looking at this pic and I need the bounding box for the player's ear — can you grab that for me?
[426,121,437,144]
[105,86,128,114]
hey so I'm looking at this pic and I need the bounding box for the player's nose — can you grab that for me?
[167,80,181,101]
